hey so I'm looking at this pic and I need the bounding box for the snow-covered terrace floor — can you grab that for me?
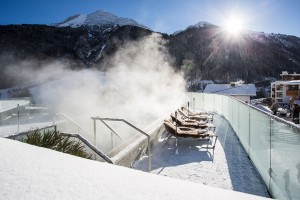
[134,114,270,198]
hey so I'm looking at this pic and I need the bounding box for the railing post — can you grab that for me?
[93,118,97,147]
[269,116,272,191]
[248,105,251,154]
[17,104,20,133]
[148,136,151,172]
[111,131,114,148]
[193,97,195,112]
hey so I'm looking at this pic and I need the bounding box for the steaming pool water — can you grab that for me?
[0,101,166,163]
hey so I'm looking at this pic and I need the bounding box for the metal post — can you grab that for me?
[248,105,251,154]
[111,131,114,148]
[175,111,179,155]
[175,111,178,134]
[269,117,272,190]
[193,98,195,112]
[148,138,151,172]
[17,104,20,133]
[187,102,190,117]
[93,118,97,147]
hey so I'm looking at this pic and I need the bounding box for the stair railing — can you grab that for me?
[91,117,151,172]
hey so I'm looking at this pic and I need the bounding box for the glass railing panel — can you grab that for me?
[190,92,204,110]
[190,92,300,199]
[54,115,94,142]
[210,94,216,111]
[270,120,300,200]
[215,94,223,115]
[249,108,271,186]
[93,119,147,155]
[222,95,229,119]
[228,97,234,124]
[238,103,250,154]
[232,99,239,134]
[203,93,210,111]
[93,120,117,153]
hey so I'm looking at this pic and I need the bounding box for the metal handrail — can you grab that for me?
[91,116,151,172]
[60,132,113,164]
[98,119,123,142]
[53,113,93,138]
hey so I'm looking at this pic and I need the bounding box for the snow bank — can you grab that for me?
[0,138,268,200]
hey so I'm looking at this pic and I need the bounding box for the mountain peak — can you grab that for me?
[173,21,216,35]
[54,10,149,29]
[190,21,215,28]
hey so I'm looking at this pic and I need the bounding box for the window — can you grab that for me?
[277,92,283,97]
[276,85,283,90]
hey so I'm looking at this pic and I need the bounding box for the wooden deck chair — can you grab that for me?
[177,109,210,122]
[181,106,209,116]
[163,119,218,150]
[163,119,211,138]
[182,103,214,120]
[170,113,210,129]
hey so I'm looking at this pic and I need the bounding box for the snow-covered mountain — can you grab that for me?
[173,21,216,35]
[54,10,150,30]
[1,10,300,89]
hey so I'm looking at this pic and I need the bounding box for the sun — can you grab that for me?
[225,17,243,34]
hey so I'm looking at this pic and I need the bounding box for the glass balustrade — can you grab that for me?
[189,92,300,200]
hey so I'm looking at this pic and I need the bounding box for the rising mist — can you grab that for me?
[29,33,187,131]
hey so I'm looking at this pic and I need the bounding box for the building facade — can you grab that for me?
[271,71,300,104]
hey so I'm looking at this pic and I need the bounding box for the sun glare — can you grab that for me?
[225,17,243,34]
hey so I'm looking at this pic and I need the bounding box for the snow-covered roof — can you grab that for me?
[287,80,300,85]
[203,84,256,96]
[272,80,300,85]
[0,137,268,200]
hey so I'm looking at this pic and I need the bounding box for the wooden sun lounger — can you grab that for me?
[163,120,218,150]
[163,119,213,138]
[170,113,215,131]
[181,106,209,116]
[177,109,212,122]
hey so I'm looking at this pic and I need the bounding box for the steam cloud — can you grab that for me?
[29,34,187,132]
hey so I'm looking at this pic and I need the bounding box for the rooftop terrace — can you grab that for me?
[134,114,270,197]
[1,92,300,199]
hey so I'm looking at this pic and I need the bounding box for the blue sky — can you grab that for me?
[0,0,299,36]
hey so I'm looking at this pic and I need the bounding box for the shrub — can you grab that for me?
[21,129,92,159]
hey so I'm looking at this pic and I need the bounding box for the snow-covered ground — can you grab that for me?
[134,114,270,198]
[0,136,269,200]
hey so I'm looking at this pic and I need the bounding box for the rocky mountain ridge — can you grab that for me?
[54,10,149,30]
[0,11,300,89]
